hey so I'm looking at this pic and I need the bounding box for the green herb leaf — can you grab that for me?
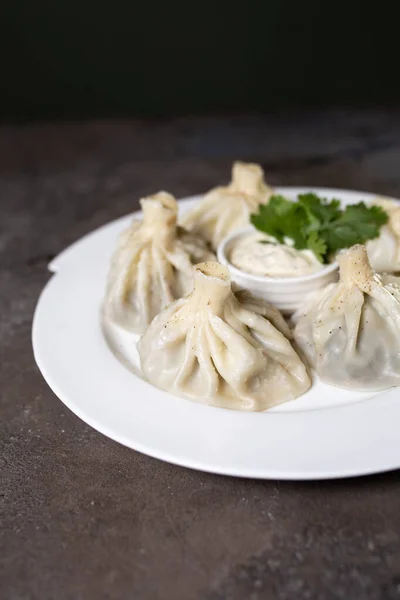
[307,231,327,263]
[251,193,388,263]
[250,196,294,244]
[298,193,341,228]
[323,203,388,252]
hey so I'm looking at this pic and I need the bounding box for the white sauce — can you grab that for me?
[229,232,323,277]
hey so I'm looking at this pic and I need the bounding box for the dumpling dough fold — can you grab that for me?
[138,262,310,411]
[294,244,400,390]
[181,162,273,249]
[366,197,400,272]
[103,192,215,333]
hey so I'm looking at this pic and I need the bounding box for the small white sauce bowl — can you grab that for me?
[217,228,339,313]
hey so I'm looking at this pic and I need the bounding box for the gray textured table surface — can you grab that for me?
[2,110,400,600]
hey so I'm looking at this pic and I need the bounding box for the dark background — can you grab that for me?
[1,1,398,122]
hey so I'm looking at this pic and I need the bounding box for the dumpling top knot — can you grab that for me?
[231,162,269,198]
[140,192,178,244]
[141,191,177,219]
[338,244,376,292]
[190,262,231,314]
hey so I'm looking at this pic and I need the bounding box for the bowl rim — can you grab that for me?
[217,227,339,284]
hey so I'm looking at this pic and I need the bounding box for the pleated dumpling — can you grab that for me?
[103,192,215,333]
[366,197,400,272]
[293,244,400,390]
[138,262,310,411]
[181,162,273,249]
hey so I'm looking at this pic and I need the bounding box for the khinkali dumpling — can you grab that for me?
[181,162,273,249]
[138,262,310,411]
[103,192,215,333]
[366,197,400,272]
[293,244,400,390]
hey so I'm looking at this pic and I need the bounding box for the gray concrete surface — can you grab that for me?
[1,110,400,600]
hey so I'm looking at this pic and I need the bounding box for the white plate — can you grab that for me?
[32,187,400,480]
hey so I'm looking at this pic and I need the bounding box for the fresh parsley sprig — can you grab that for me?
[250,193,388,263]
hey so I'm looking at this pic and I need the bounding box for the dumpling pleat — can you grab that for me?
[152,245,175,309]
[174,327,201,391]
[207,313,264,397]
[195,322,219,400]
[342,288,364,358]
[105,239,144,326]
[135,246,152,328]
[211,198,245,248]
[237,306,309,387]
